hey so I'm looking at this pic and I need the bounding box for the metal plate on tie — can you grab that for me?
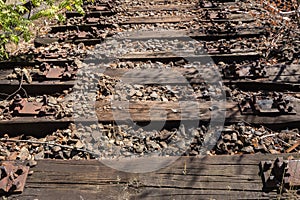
[78,31,88,38]
[18,102,43,115]
[239,95,296,116]
[87,17,99,23]
[44,53,59,59]
[0,162,30,194]
[46,68,65,79]
[14,100,43,115]
[260,157,300,191]
[91,6,108,11]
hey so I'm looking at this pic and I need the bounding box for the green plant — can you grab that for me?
[0,0,85,60]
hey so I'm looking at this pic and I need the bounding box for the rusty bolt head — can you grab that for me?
[14,94,22,102]
[264,161,273,171]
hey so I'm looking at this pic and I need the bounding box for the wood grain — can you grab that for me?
[8,153,300,200]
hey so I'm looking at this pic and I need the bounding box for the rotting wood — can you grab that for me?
[34,29,265,46]
[47,16,253,34]
[65,5,228,18]
[119,51,261,63]
[0,100,299,136]
[87,66,300,85]
[113,30,266,41]
[8,154,300,200]
[94,100,300,126]
[118,15,254,25]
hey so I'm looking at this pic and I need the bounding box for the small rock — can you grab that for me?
[63,129,72,136]
[58,151,64,159]
[133,84,143,89]
[161,97,168,102]
[85,127,92,133]
[22,68,32,83]
[236,140,244,148]
[48,96,57,105]
[135,91,143,97]
[112,23,119,28]
[176,141,186,149]
[27,160,38,167]
[34,150,45,160]
[223,134,231,142]
[241,146,254,154]
[150,92,158,99]
[122,151,132,157]
[72,155,82,160]
[269,149,280,154]
[74,141,85,149]
[91,131,101,140]
[255,131,264,136]
[124,140,133,147]
[17,147,30,160]
[159,132,174,141]
[63,150,71,158]
[52,146,62,152]
[189,150,198,156]
[159,141,168,149]
[255,144,268,152]
[110,63,118,68]
[90,124,98,129]
[135,144,145,153]
[129,88,136,96]
[231,132,238,142]
[147,141,160,150]
[46,135,57,141]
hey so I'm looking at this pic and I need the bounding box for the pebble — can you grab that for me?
[52,146,62,152]
[17,147,30,160]
[212,124,300,155]
[34,151,45,160]
[241,146,254,154]
[135,91,143,97]
[236,140,244,148]
[150,92,158,99]
[2,0,297,163]
[231,132,238,142]
[159,141,168,149]
[223,134,231,142]
[7,122,296,159]
[135,144,145,153]
[74,141,85,149]
[27,160,38,167]
[255,131,264,136]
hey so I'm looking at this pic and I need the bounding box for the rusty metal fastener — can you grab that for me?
[239,94,296,116]
[35,63,77,80]
[11,96,54,116]
[90,6,108,11]
[77,31,88,39]
[86,18,99,24]
[260,157,300,192]
[13,99,43,115]
[0,162,29,194]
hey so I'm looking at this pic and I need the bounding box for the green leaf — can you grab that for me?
[0,0,84,60]
[31,0,41,7]
[10,34,19,44]
[16,5,28,13]
[55,13,66,22]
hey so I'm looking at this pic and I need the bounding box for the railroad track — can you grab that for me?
[0,0,300,198]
